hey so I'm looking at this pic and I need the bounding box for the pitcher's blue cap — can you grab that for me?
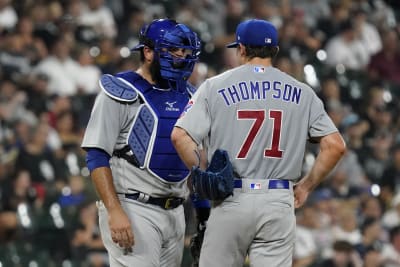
[226,19,278,48]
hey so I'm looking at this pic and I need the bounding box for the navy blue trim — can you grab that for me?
[86,148,111,172]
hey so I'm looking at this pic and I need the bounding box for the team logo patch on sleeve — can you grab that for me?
[254,66,265,73]
[180,100,194,118]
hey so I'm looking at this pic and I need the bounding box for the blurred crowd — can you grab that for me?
[0,0,400,266]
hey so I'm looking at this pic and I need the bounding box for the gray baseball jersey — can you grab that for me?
[82,91,189,198]
[176,64,337,181]
[176,64,338,267]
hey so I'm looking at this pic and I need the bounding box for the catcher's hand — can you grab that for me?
[190,221,206,267]
[191,149,234,200]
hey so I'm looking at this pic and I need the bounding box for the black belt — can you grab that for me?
[124,193,184,210]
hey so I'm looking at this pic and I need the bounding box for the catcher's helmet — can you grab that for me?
[131,19,201,82]
[131,18,177,51]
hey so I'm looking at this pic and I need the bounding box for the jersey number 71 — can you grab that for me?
[237,109,283,159]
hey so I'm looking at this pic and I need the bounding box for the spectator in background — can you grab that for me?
[115,6,145,47]
[47,95,73,129]
[13,117,36,150]
[366,0,397,31]
[14,15,48,65]
[380,145,400,201]
[307,188,338,259]
[293,205,318,267]
[362,87,394,140]
[332,205,363,245]
[25,73,50,117]
[316,1,351,46]
[291,0,331,29]
[318,77,344,106]
[76,0,117,40]
[92,37,118,73]
[363,246,384,267]
[188,62,213,88]
[328,146,370,196]
[54,110,85,177]
[352,7,382,57]
[382,194,400,230]
[71,44,101,95]
[33,35,81,96]
[325,19,370,71]
[340,114,370,162]
[54,110,81,150]
[359,196,384,222]
[70,201,107,267]
[15,121,65,194]
[368,29,400,86]
[247,0,290,27]
[316,240,362,267]
[189,0,226,45]
[325,98,347,129]
[0,33,32,80]
[278,9,322,62]
[362,130,393,184]
[381,225,400,267]
[224,0,244,35]
[0,79,29,124]
[58,175,86,208]
[354,217,385,260]
[0,170,36,242]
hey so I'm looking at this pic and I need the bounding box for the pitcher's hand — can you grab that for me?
[293,182,310,209]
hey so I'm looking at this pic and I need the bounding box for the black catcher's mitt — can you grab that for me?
[191,149,234,200]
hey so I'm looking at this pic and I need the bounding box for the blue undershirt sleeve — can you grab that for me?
[86,148,111,172]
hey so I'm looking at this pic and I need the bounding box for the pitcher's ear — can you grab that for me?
[272,46,279,58]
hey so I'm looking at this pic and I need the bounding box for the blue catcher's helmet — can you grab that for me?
[155,24,201,81]
[131,19,177,51]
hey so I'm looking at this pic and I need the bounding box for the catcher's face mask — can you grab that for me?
[155,24,201,82]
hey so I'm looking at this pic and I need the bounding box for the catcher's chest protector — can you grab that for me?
[114,71,190,182]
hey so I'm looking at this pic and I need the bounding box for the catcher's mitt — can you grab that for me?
[191,149,234,200]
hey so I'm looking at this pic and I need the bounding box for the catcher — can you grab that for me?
[81,18,203,267]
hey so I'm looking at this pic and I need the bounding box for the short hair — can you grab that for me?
[333,240,353,252]
[244,45,279,59]
[360,217,378,234]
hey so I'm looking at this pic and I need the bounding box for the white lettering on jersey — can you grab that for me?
[165,101,180,111]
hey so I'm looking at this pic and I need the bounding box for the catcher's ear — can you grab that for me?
[143,46,154,63]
